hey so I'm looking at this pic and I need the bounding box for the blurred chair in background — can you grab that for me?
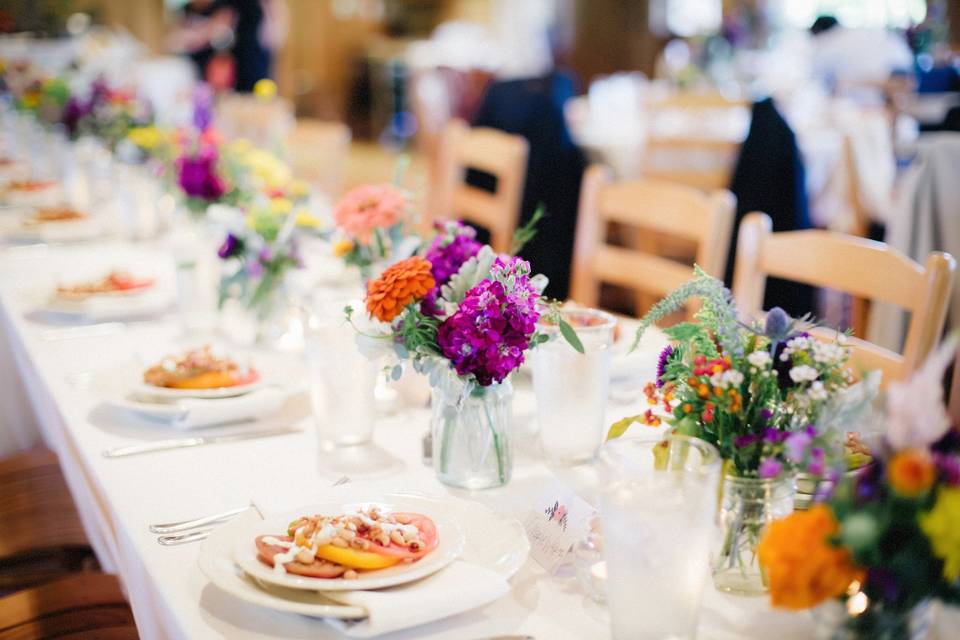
[733,212,955,387]
[287,119,351,199]
[431,118,528,255]
[215,91,294,150]
[570,164,734,319]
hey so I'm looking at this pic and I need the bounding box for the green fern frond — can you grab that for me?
[630,265,742,356]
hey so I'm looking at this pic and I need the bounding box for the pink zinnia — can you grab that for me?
[333,184,405,243]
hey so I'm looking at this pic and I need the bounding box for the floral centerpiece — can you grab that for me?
[346,218,576,489]
[214,196,324,342]
[758,338,960,639]
[62,76,153,149]
[607,267,859,594]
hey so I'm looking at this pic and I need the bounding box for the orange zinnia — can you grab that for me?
[365,257,435,322]
[887,449,935,498]
[758,505,864,610]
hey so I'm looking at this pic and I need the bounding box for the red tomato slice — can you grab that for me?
[365,513,438,561]
[254,535,345,578]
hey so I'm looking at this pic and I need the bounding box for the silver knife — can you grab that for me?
[102,427,302,458]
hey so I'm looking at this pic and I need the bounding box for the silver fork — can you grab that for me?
[155,476,350,546]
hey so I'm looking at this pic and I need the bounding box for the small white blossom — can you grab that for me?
[789,365,819,383]
[747,350,772,368]
[807,380,828,401]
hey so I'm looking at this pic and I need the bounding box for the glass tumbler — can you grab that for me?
[305,298,377,448]
[532,308,615,463]
[599,435,721,640]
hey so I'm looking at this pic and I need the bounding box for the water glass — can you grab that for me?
[599,435,721,640]
[532,308,615,463]
[305,300,377,448]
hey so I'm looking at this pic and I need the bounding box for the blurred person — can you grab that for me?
[809,14,913,106]
[168,0,288,92]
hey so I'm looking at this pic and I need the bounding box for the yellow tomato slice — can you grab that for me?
[169,371,238,389]
[315,545,401,570]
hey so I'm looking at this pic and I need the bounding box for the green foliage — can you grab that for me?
[511,204,546,255]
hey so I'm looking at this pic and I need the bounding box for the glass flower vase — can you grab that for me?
[431,378,513,490]
[712,473,796,595]
[813,599,933,640]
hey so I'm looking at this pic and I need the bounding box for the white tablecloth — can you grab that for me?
[5,239,959,639]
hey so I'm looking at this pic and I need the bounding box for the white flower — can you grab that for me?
[789,365,819,383]
[747,350,772,368]
[885,335,957,450]
[807,380,828,401]
[722,369,744,386]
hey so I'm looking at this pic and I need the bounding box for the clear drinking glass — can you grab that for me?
[305,298,377,448]
[532,308,615,463]
[599,435,721,640]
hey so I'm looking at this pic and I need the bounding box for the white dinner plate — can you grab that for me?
[1,212,105,243]
[199,491,528,618]
[30,284,174,323]
[231,499,465,592]
[132,375,264,400]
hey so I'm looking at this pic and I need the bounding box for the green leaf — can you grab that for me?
[510,204,546,255]
[606,415,644,441]
[558,317,585,354]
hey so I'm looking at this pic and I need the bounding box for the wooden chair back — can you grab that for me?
[432,119,529,253]
[216,93,295,149]
[641,93,747,191]
[287,118,351,198]
[732,212,956,385]
[569,164,735,314]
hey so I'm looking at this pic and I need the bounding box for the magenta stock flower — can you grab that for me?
[422,221,481,315]
[436,256,540,386]
[759,458,784,479]
[177,146,225,201]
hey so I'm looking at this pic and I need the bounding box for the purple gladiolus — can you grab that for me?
[177,147,225,201]
[192,83,215,132]
[655,345,674,388]
[759,458,783,479]
[217,234,241,259]
[784,430,812,463]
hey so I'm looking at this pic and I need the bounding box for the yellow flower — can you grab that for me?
[288,179,310,199]
[333,239,354,257]
[919,487,960,581]
[269,197,293,216]
[294,209,322,228]
[253,78,278,100]
[128,126,164,150]
[887,449,935,498]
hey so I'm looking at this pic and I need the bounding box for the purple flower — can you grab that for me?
[763,428,788,443]
[61,96,89,135]
[655,345,674,388]
[759,458,783,479]
[935,453,960,486]
[192,83,215,132]
[806,458,825,477]
[784,430,812,463]
[760,408,774,423]
[764,307,791,341]
[246,259,264,279]
[421,221,482,315]
[436,260,540,386]
[177,146,225,201]
[258,246,274,264]
[734,433,762,448]
[217,233,242,259]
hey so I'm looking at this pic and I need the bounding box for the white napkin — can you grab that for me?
[108,387,286,430]
[248,488,511,638]
[323,560,509,638]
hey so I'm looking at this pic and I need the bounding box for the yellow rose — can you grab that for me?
[253,78,278,101]
[333,239,353,257]
[920,487,960,581]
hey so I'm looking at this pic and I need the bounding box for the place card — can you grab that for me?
[521,481,595,573]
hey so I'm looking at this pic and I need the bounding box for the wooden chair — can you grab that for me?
[430,119,528,253]
[0,572,136,639]
[216,92,295,150]
[286,118,351,198]
[0,448,95,594]
[950,345,960,429]
[641,92,747,191]
[569,164,735,316]
[732,212,956,385]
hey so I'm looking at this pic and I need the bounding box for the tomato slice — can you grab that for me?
[254,535,345,578]
[364,512,438,561]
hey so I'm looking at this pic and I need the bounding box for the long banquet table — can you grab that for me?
[4,237,955,639]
